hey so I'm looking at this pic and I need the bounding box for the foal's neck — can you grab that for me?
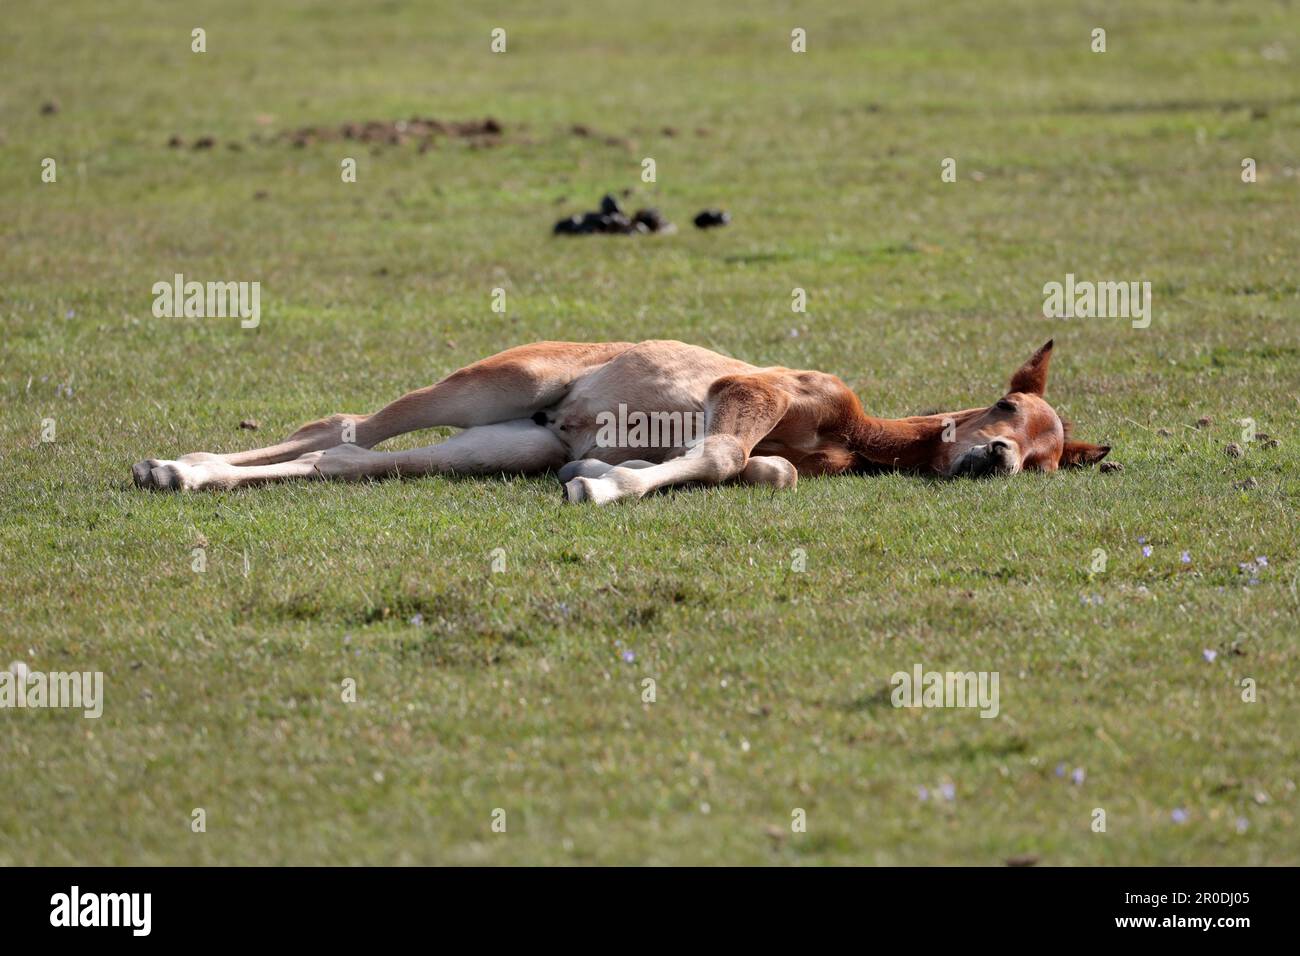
[847,410,975,472]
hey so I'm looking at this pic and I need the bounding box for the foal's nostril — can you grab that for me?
[989,439,1010,453]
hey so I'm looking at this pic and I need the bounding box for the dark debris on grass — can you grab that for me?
[553,193,676,236]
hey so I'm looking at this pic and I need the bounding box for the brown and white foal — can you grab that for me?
[131,339,1109,503]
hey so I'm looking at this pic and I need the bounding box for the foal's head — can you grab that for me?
[936,341,1109,477]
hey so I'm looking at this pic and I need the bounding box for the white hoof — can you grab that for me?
[563,468,645,505]
[564,475,621,505]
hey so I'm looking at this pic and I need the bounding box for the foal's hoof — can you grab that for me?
[564,477,609,504]
[563,476,621,505]
[131,460,158,488]
[150,464,183,491]
[563,477,589,503]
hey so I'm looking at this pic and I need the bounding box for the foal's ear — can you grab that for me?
[1008,340,1054,396]
[1059,439,1110,467]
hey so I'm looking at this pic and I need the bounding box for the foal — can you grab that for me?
[132,339,1109,504]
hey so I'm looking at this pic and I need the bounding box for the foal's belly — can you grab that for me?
[544,339,757,464]
[551,384,706,465]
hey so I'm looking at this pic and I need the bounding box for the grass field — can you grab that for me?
[1,0,1297,865]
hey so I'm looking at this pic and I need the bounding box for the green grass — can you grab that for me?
[1,0,1297,865]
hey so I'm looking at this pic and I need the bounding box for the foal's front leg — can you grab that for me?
[313,420,568,483]
[564,376,792,504]
[735,455,798,490]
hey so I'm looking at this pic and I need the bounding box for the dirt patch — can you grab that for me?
[568,123,633,148]
[167,134,219,149]
[164,117,670,152]
[278,116,503,148]
[167,117,508,151]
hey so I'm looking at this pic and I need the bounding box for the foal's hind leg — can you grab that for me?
[134,341,631,489]
[149,420,568,491]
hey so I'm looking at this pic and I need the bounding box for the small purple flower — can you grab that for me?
[65,309,75,318]
[1248,578,1260,587]
[1071,767,1086,785]
[1180,551,1191,563]
[1142,545,1153,558]
[1203,649,1217,663]
[1137,536,1147,544]
[621,650,635,663]
[939,782,956,801]
[408,613,423,626]
[917,786,930,802]
[1055,763,1067,778]
[1256,556,1268,567]
[1171,808,1188,824]
[1235,817,1249,834]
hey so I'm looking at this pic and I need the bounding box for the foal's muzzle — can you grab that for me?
[951,440,1018,478]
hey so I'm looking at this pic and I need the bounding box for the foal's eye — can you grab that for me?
[996,399,1017,412]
